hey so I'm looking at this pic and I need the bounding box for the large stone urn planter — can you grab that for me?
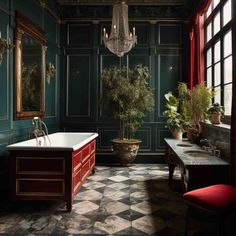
[112,139,141,166]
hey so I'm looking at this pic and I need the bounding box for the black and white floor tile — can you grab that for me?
[0,164,224,235]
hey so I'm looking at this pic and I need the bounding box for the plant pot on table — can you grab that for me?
[172,129,183,140]
[209,112,221,124]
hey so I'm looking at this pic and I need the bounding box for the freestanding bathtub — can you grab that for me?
[7,132,98,211]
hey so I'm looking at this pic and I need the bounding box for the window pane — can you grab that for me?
[214,62,221,86]
[224,30,232,57]
[206,48,212,67]
[214,13,220,35]
[223,0,232,26]
[214,41,221,63]
[213,0,220,9]
[214,86,221,104]
[207,68,212,87]
[206,23,212,42]
[224,83,232,115]
[206,4,212,18]
[224,56,232,83]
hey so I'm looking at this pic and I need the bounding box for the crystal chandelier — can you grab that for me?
[102,1,137,57]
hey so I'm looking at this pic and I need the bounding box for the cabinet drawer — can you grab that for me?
[16,179,64,196]
[82,160,90,181]
[82,144,90,162]
[73,151,82,172]
[16,157,65,175]
[90,140,95,154]
[90,154,95,168]
[73,170,81,194]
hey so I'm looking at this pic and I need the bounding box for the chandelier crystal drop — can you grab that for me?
[102,1,137,57]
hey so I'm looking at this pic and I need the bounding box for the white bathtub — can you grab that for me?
[7,132,98,151]
[7,132,98,211]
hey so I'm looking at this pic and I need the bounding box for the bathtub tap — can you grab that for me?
[32,117,51,146]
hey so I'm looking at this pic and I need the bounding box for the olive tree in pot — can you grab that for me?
[100,64,154,166]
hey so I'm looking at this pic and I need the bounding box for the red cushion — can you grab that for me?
[183,184,236,212]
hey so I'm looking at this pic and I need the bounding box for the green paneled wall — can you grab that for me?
[67,55,91,117]
[0,2,188,166]
[61,21,185,162]
[0,0,60,179]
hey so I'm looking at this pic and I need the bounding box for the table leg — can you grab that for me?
[168,163,176,185]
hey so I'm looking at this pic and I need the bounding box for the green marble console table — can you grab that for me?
[164,138,229,192]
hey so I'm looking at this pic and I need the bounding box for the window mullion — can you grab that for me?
[220,5,224,106]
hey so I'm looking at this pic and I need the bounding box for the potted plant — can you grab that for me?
[183,83,213,141]
[100,64,154,166]
[163,83,190,139]
[207,103,224,124]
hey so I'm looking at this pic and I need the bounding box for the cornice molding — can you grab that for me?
[58,0,185,6]
[61,5,185,20]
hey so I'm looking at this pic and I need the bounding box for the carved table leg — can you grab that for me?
[168,163,176,185]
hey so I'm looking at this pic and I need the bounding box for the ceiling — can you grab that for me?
[57,0,186,6]
[53,0,196,20]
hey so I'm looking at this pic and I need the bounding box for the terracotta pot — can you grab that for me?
[210,113,221,124]
[112,139,141,166]
[172,130,182,140]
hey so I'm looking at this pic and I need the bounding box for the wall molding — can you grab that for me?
[60,5,185,20]
[66,54,91,118]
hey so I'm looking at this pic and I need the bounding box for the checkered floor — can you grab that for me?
[0,164,223,235]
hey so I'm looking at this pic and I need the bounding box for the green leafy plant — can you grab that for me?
[100,64,154,140]
[163,83,190,133]
[207,103,224,116]
[184,83,213,133]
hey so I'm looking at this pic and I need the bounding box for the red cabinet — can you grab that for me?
[9,139,96,211]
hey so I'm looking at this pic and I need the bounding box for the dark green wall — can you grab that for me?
[61,19,187,163]
[0,1,188,170]
[0,0,60,192]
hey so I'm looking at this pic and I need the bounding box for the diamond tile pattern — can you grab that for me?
[0,164,220,235]
[108,175,129,182]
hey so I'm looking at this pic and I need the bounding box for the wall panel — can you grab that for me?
[0,13,9,124]
[0,0,61,176]
[157,54,181,120]
[97,128,120,152]
[67,23,92,46]
[158,24,182,45]
[62,20,185,163]
[66,54,91,119]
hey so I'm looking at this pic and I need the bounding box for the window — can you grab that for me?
[205,0,232,121]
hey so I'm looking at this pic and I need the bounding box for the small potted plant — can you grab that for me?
[207,103,224,124]
[100,64,154,166]
[163,90,189,140]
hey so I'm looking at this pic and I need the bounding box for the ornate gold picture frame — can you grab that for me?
[14,12,46,120]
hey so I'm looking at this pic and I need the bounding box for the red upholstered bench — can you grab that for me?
[183,184,236,236]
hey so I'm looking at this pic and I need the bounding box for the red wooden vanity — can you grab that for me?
[7,132,98,211]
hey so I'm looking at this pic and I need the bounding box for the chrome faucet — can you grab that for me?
[200,139,221,157]
[32,117,51,146]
